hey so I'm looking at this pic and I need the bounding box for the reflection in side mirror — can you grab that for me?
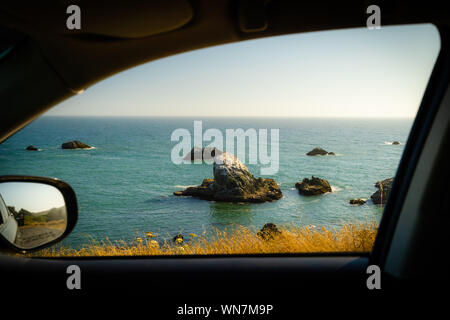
[0,177,77,252]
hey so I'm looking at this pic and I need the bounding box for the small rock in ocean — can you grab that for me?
[184,146,222,162]
[173,233,184,244]
[61,140,92,149]
[257,223,281,240]
[306,147,335,156]
[174,152,282,203]
[26,145,39,151]
[349,198,366,205]
[295,176,332,196]
[392,141,400,145]
[370,177,394,205]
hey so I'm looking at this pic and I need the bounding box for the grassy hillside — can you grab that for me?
[30,222,378,257]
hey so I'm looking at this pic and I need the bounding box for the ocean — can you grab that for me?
[0,117,412,248]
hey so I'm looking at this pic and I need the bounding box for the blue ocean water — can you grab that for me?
[0,117,412,248]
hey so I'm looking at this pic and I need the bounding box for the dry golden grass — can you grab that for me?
[29,222,378,257]
[20,219,66,231]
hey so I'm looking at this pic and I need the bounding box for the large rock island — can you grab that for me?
[174,152,282,202]
[370,177,393,205]
[61,140,92,149]
[26,145,39,151]
[306,147,335,156]
[295,176,332,196]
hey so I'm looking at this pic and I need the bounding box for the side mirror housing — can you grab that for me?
[0,176,78,253]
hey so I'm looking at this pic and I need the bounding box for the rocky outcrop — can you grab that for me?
[184,147,222,162]
[174,152,282,203]
[306,147,335,156]
[349,198,366,205]
[392,141,400,145]
[370,177,394,205]
[295,176,332,196]
[61,140,92,149]
[173,179,215,198]
[26,145,38,151]
[257,223,281,240]
[173,233,184,244]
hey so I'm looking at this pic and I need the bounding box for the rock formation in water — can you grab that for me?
[370,177,394,205]
[257,223,281,240]
[349,198,366,205]
[295,176,332,196]
[174,152,282,203]
[306,147,335,156]
[61,140,92,149]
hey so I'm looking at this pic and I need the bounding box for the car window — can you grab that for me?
[0,24,440,257]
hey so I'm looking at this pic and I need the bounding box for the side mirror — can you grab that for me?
[0,176,77,253]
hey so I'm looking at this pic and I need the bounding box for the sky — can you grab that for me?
[46,24,441,118]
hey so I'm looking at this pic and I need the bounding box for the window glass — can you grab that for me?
[0,24,440,256]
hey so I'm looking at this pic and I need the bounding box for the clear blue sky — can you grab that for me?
[46,24,440,118]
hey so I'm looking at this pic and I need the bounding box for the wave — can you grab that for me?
[62,146,96,150]
[174,185,196,189]
[331,186,342,192]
